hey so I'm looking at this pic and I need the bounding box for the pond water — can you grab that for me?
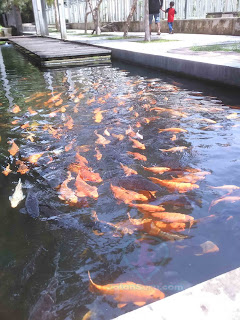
[0,44,240,320]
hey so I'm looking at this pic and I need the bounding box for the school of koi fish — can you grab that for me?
[1,46,240,320]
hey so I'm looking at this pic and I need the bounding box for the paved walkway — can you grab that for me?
[48,30,240,87]
[114,267,240,320]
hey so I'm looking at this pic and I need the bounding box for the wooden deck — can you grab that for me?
[10,36,111,68]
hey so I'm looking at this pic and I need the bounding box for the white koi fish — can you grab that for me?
[9,178,25,208]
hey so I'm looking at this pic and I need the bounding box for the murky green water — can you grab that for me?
[0,44,240,320]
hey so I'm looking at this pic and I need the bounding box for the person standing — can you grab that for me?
[162,1,177,34]
[149,0,163,35]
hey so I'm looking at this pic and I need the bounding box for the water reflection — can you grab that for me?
[0,44,240,320]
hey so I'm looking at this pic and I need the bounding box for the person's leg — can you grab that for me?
[149,14,153,34]
[168,22,173,33]
[171,22,174,33]
[155,14,161,35]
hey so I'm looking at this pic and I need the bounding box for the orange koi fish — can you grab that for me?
[8,140,19,156]
[87,97,96,105]
[78,167,102,183]
[64,116,74,130]
[2,163,12,176]
[128,214,188,241]
[150,177,199,193]
[28,107,37,115]
[158,128,188,133]
[160,146,188,153]
[111,185,148,205]
[17,161,29,175]
[153,220,186,232]
[12,119,20,125]
[120,163,137,176]
[45,92,63,104]
[94,148,102,161]
[58,172,78,204]
[92,211,137,236]
[127,152,147,161]
[88,271,164,308]
[130,203,165,213]
[65,140,75,152]
[95,131,110,147]
[76,153,88,166]
[75,174,98,199]
[55,99,63,107]
[129,137,145,150]
[76,145,90,153]
[143,211,194,224]
[21,123,30,129]
[143,166,171,174]
[12,104,21,113]
[27,152,44,164]
[112,133,125,141]
[93,108,104,123]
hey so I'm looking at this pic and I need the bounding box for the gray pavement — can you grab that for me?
[113,267,240,320]
[48,30,240,87]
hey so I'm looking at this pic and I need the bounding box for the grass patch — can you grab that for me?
[139,39,177,43]
[191,43,240,53]
[107,36,141,40]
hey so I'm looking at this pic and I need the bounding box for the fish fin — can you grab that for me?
[134,301,146,307]
[117,303,127,308]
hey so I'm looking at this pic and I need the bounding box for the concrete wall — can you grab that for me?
[69,18,240,36]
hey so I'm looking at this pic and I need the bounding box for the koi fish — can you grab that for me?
[209,195,240,211]
[129,137,145,150]
[209,185,240,192]
[58,172,78,204]
[12,104,21,113]
[27,152,44,164]
[143,166,171,174]
[9,178,25,208]
[128,213,189,241]
[127,152,147,161]
[95,131,111,147]
[195,241,219,256]
[159,146,188,153]
[88,271,165,308]
[149,177,199,193]
[8,140,19,156]
[130,203,165,213]
[120,163,137,176]
[111,185,148,204]
[2,163,12,176]
[112,133,125,141]
[158,128,188,133]
[171,172,210,184]
[141,210,194,224]
[94,148,102,161]
[75,174,98,199]
[45,92,63,104]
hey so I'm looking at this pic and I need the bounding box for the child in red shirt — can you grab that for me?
[162,2,177,34]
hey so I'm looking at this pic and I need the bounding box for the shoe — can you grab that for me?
[157,32,161,35]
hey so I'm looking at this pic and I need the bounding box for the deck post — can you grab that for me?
[32,0,41,35]
[41,0,49,35]
[57,0,67,40]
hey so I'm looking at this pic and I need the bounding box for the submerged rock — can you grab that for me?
[25,190,40,218]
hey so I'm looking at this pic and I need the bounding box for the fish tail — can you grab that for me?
[88,271,98,293]
[92,211,97,221]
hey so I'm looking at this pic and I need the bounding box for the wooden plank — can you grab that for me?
[10,36,111,68]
